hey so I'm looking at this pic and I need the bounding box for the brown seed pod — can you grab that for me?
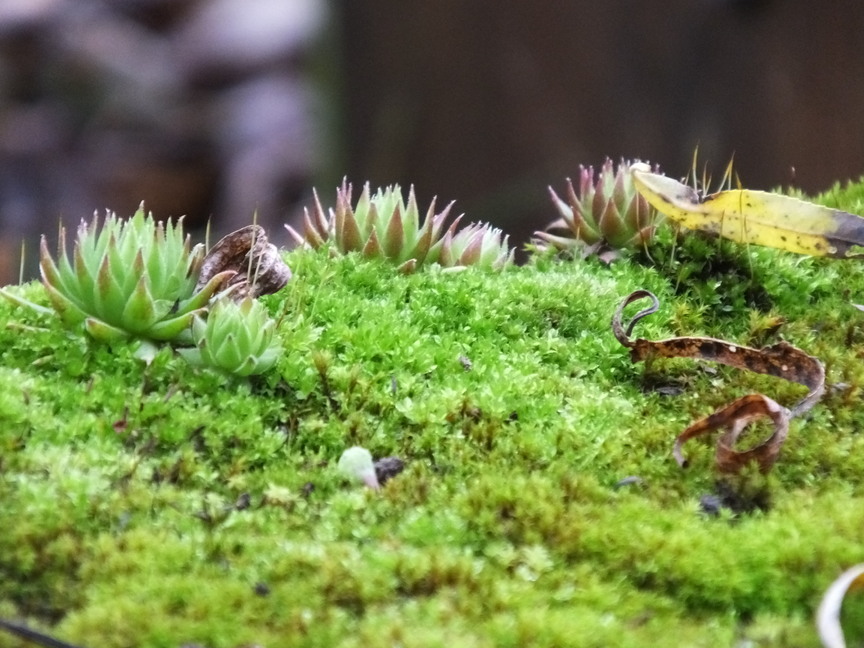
[197,225,291,300]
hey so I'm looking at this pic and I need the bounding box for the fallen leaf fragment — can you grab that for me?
[197,225,291,299]
[612,290,825,473]
[817,564,864,648]
[630,163,864,257]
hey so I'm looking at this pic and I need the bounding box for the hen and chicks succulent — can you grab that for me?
[38,205,233,343]
[534,158,663,257]
[179,297,282,376]
[286,180,513,271]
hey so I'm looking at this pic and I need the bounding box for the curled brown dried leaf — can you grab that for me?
[197,225,291,300]
[612,290,825,473]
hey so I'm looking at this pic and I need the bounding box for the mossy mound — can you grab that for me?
[2,199,864,646]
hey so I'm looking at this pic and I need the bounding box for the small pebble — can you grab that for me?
[374,456,406,485]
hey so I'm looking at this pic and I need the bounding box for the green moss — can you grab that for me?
[3,183,864,645]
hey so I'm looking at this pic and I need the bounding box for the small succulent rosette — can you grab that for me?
[178,297,281,376]
[31,204,233,342]
[534,158,663,256]
[430,222,514,270]
[286,180,457,273]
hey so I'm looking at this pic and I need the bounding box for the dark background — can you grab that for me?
[2,0,864,281]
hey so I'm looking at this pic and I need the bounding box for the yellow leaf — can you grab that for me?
[630,163,864,257]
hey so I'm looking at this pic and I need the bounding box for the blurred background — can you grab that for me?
[1,0,864,282]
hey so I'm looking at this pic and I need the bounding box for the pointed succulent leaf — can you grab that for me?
[364,201,380,239]
[191,313,207,341]
[361,227,383,259]
[40,236,72,297]
[310,188,330,235]
[437,231,456,267]
[405,186,421,233]
[383,201,405,259]
[232,313,255,355]
[286,205,327,248]
[254,346,281,371]
[612,164,628,206]
[0,287,53,315]
[232,356,260,377]
[597,198,628,247]
[284,223,307,248]
[428,199,455,240]
[51,227,77,291]
[186,241,206,278]
[494,246,515,270]
[408,218,433,265]
[591,181,610,226]
[456,228,484,266]
[244,320,267,357]
[41,280,88,326]
[215,332,244,371]
[119,275,158,333]
[396,258,417,274]
[427,213,463,264]
[480,228,512,269]
[338,202,364,253]
[92,252,126,321]
[178,270,238,314]
[71,242,98,306]
[532,231,583,252]
[105,233,137,302]
[147,311,199,342]
[52,290,89,326]
[176,346,203,366]
[196,337,214,364]
[549,186,575,226]
[84,317,130,342]
[577,167,593,207]
[624,190,655,232]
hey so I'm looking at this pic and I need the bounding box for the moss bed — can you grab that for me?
[3,183,864,647]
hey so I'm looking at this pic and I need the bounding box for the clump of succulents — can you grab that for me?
[178,297,281,376]
[431,222,514,270]
[32,204,234,342]
[286,180,457,273]
[533,158,663,256]
[287,180,515,272]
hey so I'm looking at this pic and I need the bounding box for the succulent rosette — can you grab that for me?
[534,158,662,254]
[37,204,234,342]
[178,297,281,376]
[286,180,458,273]
[431,222,514,270]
